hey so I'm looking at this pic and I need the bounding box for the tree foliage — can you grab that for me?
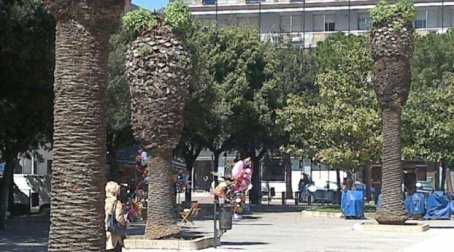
[279,34,381,171]
[370,0,416,29]
[0,0,54,229]
[402,31,454,164]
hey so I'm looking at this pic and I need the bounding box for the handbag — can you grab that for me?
[106,200,127,236]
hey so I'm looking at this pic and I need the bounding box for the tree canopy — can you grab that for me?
[278,34,381,171]
[402,31,454,165]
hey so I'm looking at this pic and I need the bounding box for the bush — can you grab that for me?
[164,0,192,32]
[370,0,416,28]
[122,9,157,35]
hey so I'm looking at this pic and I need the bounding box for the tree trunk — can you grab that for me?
[0,151,14,230]
[250,154,261,205]
[185,166,193,204]
[213,151,220,177]
[446,165,453,193]
[336,168,341,204]
[184,158,195,204]
[375,108,407,225]
[48,20,112,252]
[363,166,371,201]
[284,153,293,199]
[440,161,446,192]
[145,150,179,239]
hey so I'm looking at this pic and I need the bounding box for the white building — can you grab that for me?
[16,147,52,176]
[184,0,454,47]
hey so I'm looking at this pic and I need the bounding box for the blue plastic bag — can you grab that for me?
[341,190,364,219]
[405,192,426,217]
[424,192,451,220]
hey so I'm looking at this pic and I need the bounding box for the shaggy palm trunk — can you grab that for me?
[126,20,191,239]
[46,1,123,251]
[371,16,413,225]
[376,107,407,224]
[145,150,179,238]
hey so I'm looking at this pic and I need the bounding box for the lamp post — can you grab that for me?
[212,153,218,248]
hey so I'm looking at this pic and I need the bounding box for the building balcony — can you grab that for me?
[188,0,454,15]
[260,28,448,47]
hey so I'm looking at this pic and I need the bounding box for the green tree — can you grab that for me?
[403,31,454,190]
[258,44,316,198]
[106,29,135,180]
[175,23,218,202]
[0,0,54,230]
[313,34,381,173]
[278,34,381,194]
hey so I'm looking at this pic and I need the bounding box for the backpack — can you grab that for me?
[106,200,127,236]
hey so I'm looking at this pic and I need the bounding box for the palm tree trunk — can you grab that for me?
[48,20,110,252]
[375,107,407,225]
[145,149,179,239]
[284,153,293,199]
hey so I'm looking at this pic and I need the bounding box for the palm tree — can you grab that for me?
[125,17,191,239]
[370,0,415,225]
[45,1,124,251]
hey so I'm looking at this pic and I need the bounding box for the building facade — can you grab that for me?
[185,0,454,47]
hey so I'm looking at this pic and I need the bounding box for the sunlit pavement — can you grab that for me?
[1,208,453,252]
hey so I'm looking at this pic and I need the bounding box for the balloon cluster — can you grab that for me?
[232,158,253,193]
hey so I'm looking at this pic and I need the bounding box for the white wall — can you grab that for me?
[17,147,52,176]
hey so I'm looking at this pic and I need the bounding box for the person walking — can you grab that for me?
[298,173,310,202]
[105,181,127,252]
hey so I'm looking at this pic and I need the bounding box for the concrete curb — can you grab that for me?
[123,235,215,251]
[353,221,430,233]
[301,210,343,218]
[301,210,376,219]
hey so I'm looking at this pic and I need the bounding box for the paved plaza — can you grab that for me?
[1,206,453,252]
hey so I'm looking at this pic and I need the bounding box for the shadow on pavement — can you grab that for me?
[0,213,49,252]
[221,241,269,246]
[251,204,305,213]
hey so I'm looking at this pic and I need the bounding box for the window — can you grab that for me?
[325,22,335,31]
[324,15,335,31]
[202,0,216,5]
[415,19,426,29]
[415,10,427,29]
[280,16,291,33]
[280,15,304,33]
[357,14,370,30]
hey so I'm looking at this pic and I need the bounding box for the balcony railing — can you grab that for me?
[260,28,447,47]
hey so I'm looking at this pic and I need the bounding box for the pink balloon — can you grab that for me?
[232,161,244,179]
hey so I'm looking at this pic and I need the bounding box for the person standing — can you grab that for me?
[298,173,310,202]
[105,181,127,252]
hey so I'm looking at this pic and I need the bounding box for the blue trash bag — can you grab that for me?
[424,191,451,220]
[405,192,426,217]
[341,190,364,219]
[450,201,454,215]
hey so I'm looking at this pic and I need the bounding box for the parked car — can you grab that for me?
[13,174,50,213]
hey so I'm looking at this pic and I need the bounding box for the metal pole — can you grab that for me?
[212,154,218,248]
[259,2,261,35]
[215,0,218,29]
[302,0,306,48]
[441,0,445,32]
[348,0,351,34]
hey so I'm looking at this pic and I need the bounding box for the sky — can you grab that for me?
[132,0,169,10]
